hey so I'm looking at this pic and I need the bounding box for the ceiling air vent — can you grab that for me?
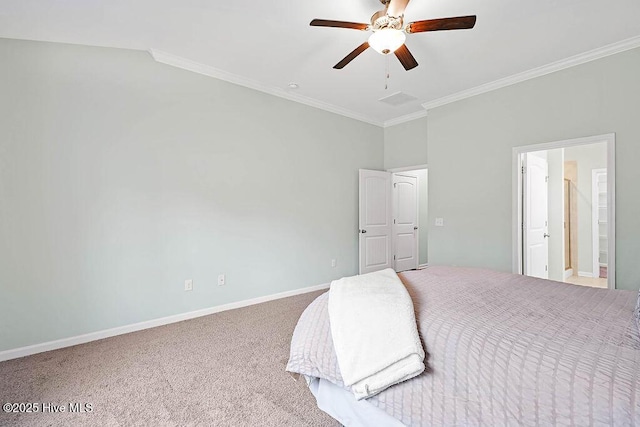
[378,91,418,106]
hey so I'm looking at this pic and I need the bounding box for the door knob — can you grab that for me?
[544,233,550,238]
[414,226,418,230]
[361,229,367,234]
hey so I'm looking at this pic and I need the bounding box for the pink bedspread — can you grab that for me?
[287,266,640,426]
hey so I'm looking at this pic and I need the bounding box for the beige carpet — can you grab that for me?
[0,290,339,427]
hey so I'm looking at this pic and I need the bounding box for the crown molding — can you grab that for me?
[383,109,429,128]
[149,49,384,127]
[150,35,640,129]
[422,35,640,111]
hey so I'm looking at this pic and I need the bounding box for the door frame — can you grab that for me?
[511,134,616,288]
[387,164,428,173]
[592,168,607,278]
[386,163,429,269]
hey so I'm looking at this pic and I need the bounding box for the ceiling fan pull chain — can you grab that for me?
[385,55,390,90]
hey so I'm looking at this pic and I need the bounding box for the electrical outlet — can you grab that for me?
[184,279,193,291]
[331,259,337,268]
[435,218,444,227]
[218,274,225,286]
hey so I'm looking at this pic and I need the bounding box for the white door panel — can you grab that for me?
[364,235,390,269]
[524,154,549,279]
[395,233,415,260]
[392,174,418,272]
[359,170,392,274]
[396,183,416,224]
[364,177,388,225]
[528,244,547,276]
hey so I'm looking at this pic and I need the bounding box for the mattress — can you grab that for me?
[287,266,640,426]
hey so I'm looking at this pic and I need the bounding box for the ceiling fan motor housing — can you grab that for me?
[369,13,405,55]
[371,12,404,31]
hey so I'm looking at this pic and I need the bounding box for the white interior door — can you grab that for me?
[392,174,418,272]
[359,169,392,274]
[523,153,549,279]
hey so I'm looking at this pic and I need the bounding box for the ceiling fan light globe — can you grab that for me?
[368,29,406,55]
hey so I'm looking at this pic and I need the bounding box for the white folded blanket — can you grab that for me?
[328,268,425,400]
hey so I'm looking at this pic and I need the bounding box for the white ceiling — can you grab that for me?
[2,0,640,126]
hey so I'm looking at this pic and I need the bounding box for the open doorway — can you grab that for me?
[358,166,428,275]
[390,168,428,272]
[512,134,615,288]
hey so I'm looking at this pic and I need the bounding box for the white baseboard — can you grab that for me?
[0,283,330,363]
[418,263,428,269]
[578,271,594,278]
[564,269,573,280]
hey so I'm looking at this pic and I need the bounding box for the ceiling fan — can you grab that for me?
[310,0,476,70]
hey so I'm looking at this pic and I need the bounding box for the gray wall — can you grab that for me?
[564,142,607,275]
[0,38,383,352]
[427,47,640,290]
[383,117,428,170]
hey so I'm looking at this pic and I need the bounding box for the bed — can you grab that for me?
[286,266,640,426]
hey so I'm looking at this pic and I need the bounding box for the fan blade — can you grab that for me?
[334,42,370,69]
[310,19,369,31]
[394,44,418,70]
[407,15,476,33]
[387,0,411,17]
